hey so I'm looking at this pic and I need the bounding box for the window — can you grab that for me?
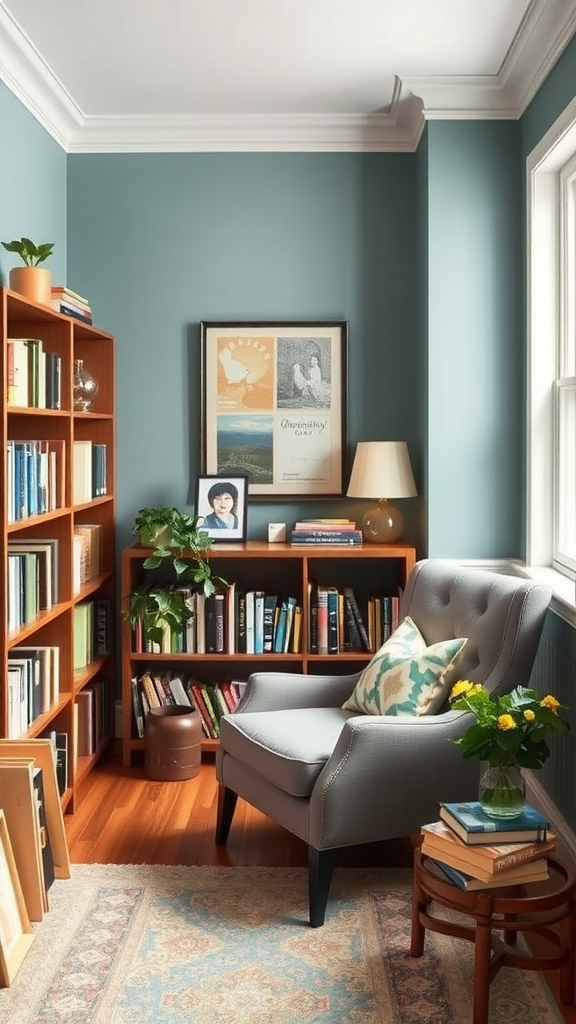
[527,95,576,614]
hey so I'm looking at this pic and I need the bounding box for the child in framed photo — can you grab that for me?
[196,475,248,541]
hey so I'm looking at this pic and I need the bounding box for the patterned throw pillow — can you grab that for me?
[342,616,467,717]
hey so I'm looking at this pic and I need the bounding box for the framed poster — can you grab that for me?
[196,474,248,541]
[201,321,348,498]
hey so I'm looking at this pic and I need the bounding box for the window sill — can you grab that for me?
[509,562,576,629]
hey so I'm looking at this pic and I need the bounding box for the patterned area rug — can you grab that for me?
[0,865,566,1024]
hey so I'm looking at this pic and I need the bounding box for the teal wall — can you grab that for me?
[2,37,576,561]
[65,153,419,547]
[425,120,523,557]
[522,32,576,156]
[0,82,67,287]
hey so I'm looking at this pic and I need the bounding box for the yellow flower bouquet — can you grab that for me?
[449,683,570,818]
[449,682,570,770]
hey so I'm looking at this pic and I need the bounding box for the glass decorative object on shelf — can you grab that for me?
[73,358,99,411]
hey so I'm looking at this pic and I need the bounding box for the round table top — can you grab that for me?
[415,847,576,913]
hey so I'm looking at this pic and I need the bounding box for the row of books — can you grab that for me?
[40,729,69,796]
[73,440,107,504]
[421,799,555,890]
[7,337,62,409]
[7,540,59,633]
[132,672,246,739]
[7,438,65,522]
[51,285,93,324]
[308,584,400,654]
[291,518,363,546]
[74,599,111,670]
[76,679,110,756]
[8,646,60,737]
[131,585,303,656]
[73,524,102,593]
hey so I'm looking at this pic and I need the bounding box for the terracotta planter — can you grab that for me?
[9,267,52,306]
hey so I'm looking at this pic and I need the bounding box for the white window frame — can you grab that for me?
[526,94,576,625]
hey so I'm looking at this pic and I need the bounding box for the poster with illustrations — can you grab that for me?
[201,321,347,497]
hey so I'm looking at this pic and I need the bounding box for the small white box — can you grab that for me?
[268,523,287,543]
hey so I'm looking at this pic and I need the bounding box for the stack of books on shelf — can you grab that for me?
[131,672,246,739]
[420,800,556,890]
[7,438,65,522]
[290,518,363,546]
[76,679,110,756]
[73,440,107,504]
[7,337,62,409]
[7,646,60,736]
[51,286,93,324]
[73,524,102,593]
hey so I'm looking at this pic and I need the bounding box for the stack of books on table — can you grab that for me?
[290,518,363,546]
[420,800,556,890]
[51,286,93,324]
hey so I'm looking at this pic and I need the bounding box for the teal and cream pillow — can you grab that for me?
[343,616,467,717]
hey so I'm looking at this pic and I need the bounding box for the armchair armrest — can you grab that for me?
[309,709,478,848]
[237,671,361,714]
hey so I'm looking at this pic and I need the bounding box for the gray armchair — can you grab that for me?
[215,560,552,926]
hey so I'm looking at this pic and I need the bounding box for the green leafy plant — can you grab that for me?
[1,237,55,267]
[449,682,570,770]
[125,506,226,646]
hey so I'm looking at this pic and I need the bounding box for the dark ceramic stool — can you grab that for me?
[144,706,202,781]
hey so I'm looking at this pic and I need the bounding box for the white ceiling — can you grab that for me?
[0,0,575,152]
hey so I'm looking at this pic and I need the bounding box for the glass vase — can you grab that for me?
[478,761,526,819]
[73,358,99,411]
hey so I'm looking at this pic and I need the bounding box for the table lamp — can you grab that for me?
[347,440,417,543]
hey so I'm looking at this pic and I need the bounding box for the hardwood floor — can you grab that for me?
[65,752,576,1023]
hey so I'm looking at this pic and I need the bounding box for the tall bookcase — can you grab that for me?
[121,539,416,766]
[1,287,115,813]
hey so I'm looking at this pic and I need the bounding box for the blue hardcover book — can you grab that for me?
[273,600,288,653]
[439,800,550,844]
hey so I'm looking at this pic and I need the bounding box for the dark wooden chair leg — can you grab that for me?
[215,784,238,845]
[308,846,337,928]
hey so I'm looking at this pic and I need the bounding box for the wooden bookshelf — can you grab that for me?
[1,287,115,813]
[121,539,416,766]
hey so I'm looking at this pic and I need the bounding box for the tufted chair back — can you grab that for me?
[401,560,552,700]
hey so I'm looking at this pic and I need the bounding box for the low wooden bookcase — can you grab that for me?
[121,539,416,766]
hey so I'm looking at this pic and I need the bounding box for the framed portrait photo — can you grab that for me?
[196,474,248,541]
[200,320,348,498]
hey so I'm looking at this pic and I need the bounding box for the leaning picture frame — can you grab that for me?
[0,809,34,987]
[200,320,348,498]
[195,474,248,541]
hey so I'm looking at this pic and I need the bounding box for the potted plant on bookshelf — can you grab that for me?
[125,506,225,647]
[1,237,55,307]
[449,681,570,820]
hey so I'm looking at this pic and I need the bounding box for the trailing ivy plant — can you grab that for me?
[125,505,226,647]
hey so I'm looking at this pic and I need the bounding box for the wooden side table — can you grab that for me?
[411,848,576,1024]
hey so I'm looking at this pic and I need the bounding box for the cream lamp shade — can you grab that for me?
[347,441,417,543]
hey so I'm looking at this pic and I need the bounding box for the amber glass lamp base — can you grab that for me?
[361,499,404,543]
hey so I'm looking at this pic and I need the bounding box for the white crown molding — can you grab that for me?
[0,3,82,148]
[67,104,425,155]
[0,0,575,152]
[404,0,576,122]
